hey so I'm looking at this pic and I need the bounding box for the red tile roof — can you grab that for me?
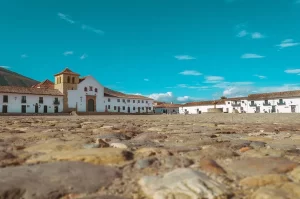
[225,97,248,101]
[154,103,181,108]
[248,90,300,100]
[0,86,63,96]
[182,99,226,107]
[54,68,80,76]
[31,79,54,89]
[104,87,153,100]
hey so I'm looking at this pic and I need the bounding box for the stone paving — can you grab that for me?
[1,114,300,199]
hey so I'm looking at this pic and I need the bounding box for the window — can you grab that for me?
[242,101,244,103]
[84,87,87,92]
[67,76,70,83]
[142,107,144,110]
[138,100,140,103]
[122,99,125,103]
[72,77,75,84]
[142,100,144,103]
[133,107,136,110]
[123,106,125,110]
[279,99,283,103]
[108,98,111,102]
[108,105,111,109]
[95,88,98,93]
[227,102,230,104]
[114,106,116,110]
[146,101,148,103]
[149,107,151,111]
[3,95,8,103]
[251,101,254,104]
[133,100,135,103]
[59,77,61,83]
[117,99,120,102]
[39,97,43,104]
[89,86,93,91]
[264,100,268,104]
[21,96,26,103]
[127,99,130,103]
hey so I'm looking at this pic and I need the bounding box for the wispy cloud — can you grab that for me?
[21,54,28,58]
[179,70,202,76]
[237,30,248,38]
[174,55,196,60]
[63,51,74,56]
[81,24,104,35]
[241,53,265,59]
[252,32,265,39]
[204,76,224,83]
[0,66,10,69]
[284,69,300,74]
[57,13,104,35]
[254,74,267,79]
[295,0,300,4]
[57,13,75,24]
[176,84,209,90]
[80,53,88,60]
[144,78,149,81]
[276,39,300,49]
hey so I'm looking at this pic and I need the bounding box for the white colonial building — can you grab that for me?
[153,102,180,114]
[224,97,248,113]
[0,68,153,114]
[0,86,63,113]
[179,100,226,114]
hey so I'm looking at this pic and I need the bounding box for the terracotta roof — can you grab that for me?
[182,99,226,107]
[54,68,80,76]
[104,87,153,100]
[225,97,248,101]
[31,79,54,89]
[154,103,181,108]
[0,86,63,96]
[248,90,300,100]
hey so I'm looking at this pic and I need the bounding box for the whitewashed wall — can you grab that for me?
[0,93,63,113]
[104,97,153,113]
[154,107,179,114]
[225,100,248,113]
[247,98,300,113]
[68,76,105,112]
[179,104,226,114]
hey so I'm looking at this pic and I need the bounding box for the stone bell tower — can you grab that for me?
[54,68,80,112]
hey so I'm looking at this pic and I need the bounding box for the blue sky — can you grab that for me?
[1,0,300,103]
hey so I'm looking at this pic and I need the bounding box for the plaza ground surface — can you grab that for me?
[1,113,300,199]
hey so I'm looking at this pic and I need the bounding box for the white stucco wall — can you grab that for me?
[0,93,63,113]
[104,97,153,113]
[179,104,226,114]
[247,98,300,113]
[225,100,248,113]
[68,76,105,112]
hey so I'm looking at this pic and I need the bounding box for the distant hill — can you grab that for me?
[0,67,39,87]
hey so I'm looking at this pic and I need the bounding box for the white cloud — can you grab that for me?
[176,84,209,90]
[174,55,196,60]
[57,13,75,24]
[144,78,149,81]
[241,53,265,59]
[204,76,224,83]
[296,0,300,4]
[284,69,300,74]
[80,53,88,60]
[0,66,10,69]
[254,74,267,79]
[237,30,248,38]
[179,70,202,76]
[81,24,104,35]
[252,32,265,39]
[277,39,300,48]
[64,51,74,56]
[21,54,28,58]
[148,92,200,103]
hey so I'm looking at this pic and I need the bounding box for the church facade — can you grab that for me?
[0,68,153,114]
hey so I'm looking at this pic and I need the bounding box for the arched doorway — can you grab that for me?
[88,99,95,112]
